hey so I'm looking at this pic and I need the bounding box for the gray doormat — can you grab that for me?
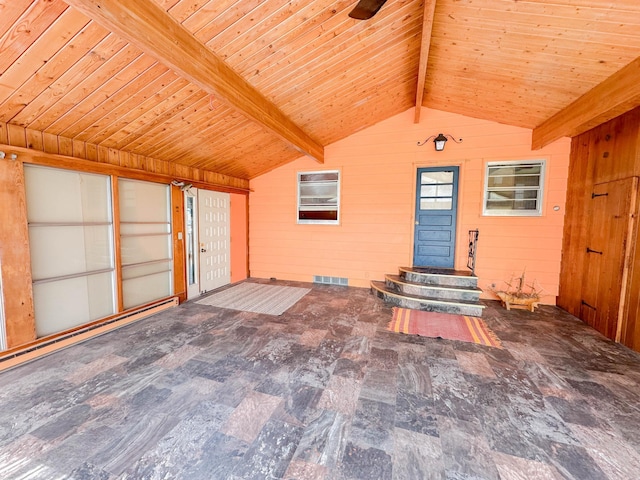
[196,282,311,315]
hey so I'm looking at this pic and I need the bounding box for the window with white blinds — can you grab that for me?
[24,165,116,337]
[483,160,545,216]
[119,179,173,309]
[297,170,340,224]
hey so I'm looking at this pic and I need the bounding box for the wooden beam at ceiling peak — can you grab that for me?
[414,0,437,124]
[63,0,324,163]
[532,56,640,150]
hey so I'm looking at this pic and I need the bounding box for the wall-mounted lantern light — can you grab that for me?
[417,133,463,151]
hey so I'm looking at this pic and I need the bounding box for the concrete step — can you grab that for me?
[371,280,485,317]
[399,266,478,288]
[385,274,482,303]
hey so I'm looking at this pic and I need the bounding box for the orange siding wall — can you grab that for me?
[230,192,248,283]
[250,108,570,304]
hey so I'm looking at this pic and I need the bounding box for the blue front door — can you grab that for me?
[413,166,459,268]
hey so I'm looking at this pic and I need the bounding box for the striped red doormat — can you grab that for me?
[388,307,502,348]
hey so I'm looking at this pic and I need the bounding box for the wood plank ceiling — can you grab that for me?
[1,0,639,180]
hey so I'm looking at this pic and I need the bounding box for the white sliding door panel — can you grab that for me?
[119,179,173,309]
[25,166,111,223]
[28,225,113,279]
[198,190,230,293]
[33,272,115,337]
[24,165,116,338]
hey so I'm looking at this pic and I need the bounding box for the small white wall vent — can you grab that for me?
[313,275,348,286]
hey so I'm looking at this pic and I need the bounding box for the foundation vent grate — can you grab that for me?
[313,275,348,286]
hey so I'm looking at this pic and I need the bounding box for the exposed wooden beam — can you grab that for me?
[532,56,640,150]
[414,0,437,124]
[63,0,324,163]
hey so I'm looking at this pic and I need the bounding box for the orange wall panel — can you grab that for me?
[230,193,248,283]
[249,108,571,304]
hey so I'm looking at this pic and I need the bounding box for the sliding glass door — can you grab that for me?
[24,166,174,338]
[119,179,173,309]
[24,165,116,337]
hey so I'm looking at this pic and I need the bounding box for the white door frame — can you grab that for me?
[0,256,6,351]
[184,188,201,300]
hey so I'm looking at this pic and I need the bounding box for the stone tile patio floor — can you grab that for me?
[1,279,640,479]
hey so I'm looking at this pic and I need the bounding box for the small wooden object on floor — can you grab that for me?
[495,292,539,312]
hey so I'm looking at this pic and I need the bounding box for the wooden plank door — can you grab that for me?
[580,177,638,340]
[413,167,459,268]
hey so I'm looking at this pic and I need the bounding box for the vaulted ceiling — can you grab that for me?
[1,0,639,181]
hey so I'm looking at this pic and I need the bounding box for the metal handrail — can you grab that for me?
[467,229,479,275]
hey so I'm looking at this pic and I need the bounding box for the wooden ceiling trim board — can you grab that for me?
[159,107,251,155]
[70,62,172,142]
[187,0,264,45]
[26,43,146,131]
[162,113,279,163]
[229,7,362,89]
[113,89,208,152]
[1,22,112,125]
[0,1,32,35]
[307,65,418,113]
[84,70,184,144]
[212,0,313,61]
[0,0,69,74]
[429,61,629,93]
[176,2,243,45]
[285,54,418,121]
[157,0,182,11]
[446,2,640,35]
[125,100,226,160]
[11,32,129,127]
[532,55,640,150]
[256,4,420,101]
[428,53,614,92]
[0,128,249,191]
[414,0,437,124]
[64,0,324,163]
[228,0,356,77]
[0,20,109,122]
[433,13,640,47]
[102,78,194,146]
[110,94,211,153]
[268,27,422,114]
[0,6,89,102]
[225,0,354,74]
[243,8,411,92]
[137,95,218,157]
[279,52,417,118]
[167,0,216,24]
[443,0,640,19]
[54,53,158,137]
[428,33,638,67]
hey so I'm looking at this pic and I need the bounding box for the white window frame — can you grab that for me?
[483,159,546,216]
[297,170,341,225]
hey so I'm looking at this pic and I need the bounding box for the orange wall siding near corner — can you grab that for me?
[249,108,571,304]
[230,193,248,283]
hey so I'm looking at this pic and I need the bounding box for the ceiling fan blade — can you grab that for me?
[348,0,389,20]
